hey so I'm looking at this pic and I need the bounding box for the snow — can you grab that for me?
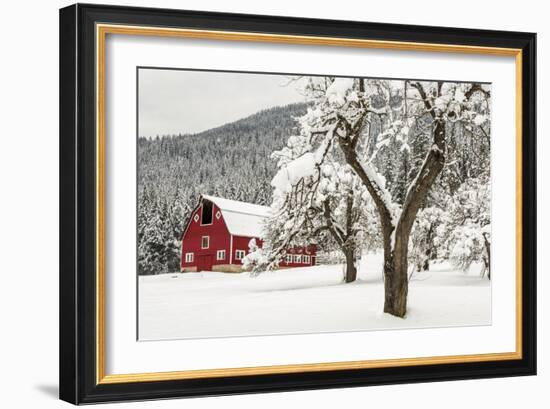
[454,87,466,103]
[138,253,491,340]
[271,152,317,193]
[202,195,270,238]
[474,114,488,125]
[360,159,399,224]
[375,137,391,149]
[242,238,268,270]
[223,212,267,238]
[325,78,355,105]
[434,96,449,111]
[202,195,270,218]
[270,137,331,194]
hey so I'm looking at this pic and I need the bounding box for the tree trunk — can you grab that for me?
[483,232,491,280]
[422,258,430,271]
[343,245,357,283]
[422,223,434,271]
[382,122,446,317]
[422,247,431,271]
[319,196,358,284]
[382,229,409,317]
[337,139,443,316]
[334,80,446,318]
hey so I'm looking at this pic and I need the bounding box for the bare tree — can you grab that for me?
[298,77,490,317]
[312,189,362,283]
[257,138,373,283]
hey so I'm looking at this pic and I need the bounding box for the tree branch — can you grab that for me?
[410,81,435,119]
[465,83,491,99]
[396,120,446,246]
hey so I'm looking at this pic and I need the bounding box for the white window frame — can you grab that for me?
[303,255,310,264]
[216,249,226,261]
[294,254,302,263]
[235,249,246,261]
[201,236,210,249]
[285,254,292,263]
[185,252,194,263]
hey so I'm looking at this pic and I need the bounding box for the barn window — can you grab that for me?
[216,250,226,260]
[294,255,302,263]
[303,255,310,264]
[235,250,246,260]
[201,236,210,249]
[185,253,194,263]
[201,200,213,225]
[215,211,221,220]
[285,254,292,263]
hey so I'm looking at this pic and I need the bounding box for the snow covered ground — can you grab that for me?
[138,253,491,341]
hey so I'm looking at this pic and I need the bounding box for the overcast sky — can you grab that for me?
[138,69,307,137]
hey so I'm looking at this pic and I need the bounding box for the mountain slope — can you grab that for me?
[137,102,308,274]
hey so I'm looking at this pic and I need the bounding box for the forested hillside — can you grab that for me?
[137,102,308,274]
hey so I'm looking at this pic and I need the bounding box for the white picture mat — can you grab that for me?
[105,33,517,375]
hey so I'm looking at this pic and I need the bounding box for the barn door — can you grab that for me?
[197,255,213,272]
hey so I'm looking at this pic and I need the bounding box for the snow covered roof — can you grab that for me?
[201,195,270,238]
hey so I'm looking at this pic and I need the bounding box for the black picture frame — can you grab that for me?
[59,3,536,405]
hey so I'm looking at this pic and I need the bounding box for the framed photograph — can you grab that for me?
[59,3,536,404]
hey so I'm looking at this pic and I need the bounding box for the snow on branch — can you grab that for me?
[358,158,399,225]
[270,124,335,194]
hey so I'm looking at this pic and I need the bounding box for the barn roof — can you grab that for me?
[201,195,270,238]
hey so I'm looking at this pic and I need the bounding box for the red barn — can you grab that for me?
[180,195,317,272]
